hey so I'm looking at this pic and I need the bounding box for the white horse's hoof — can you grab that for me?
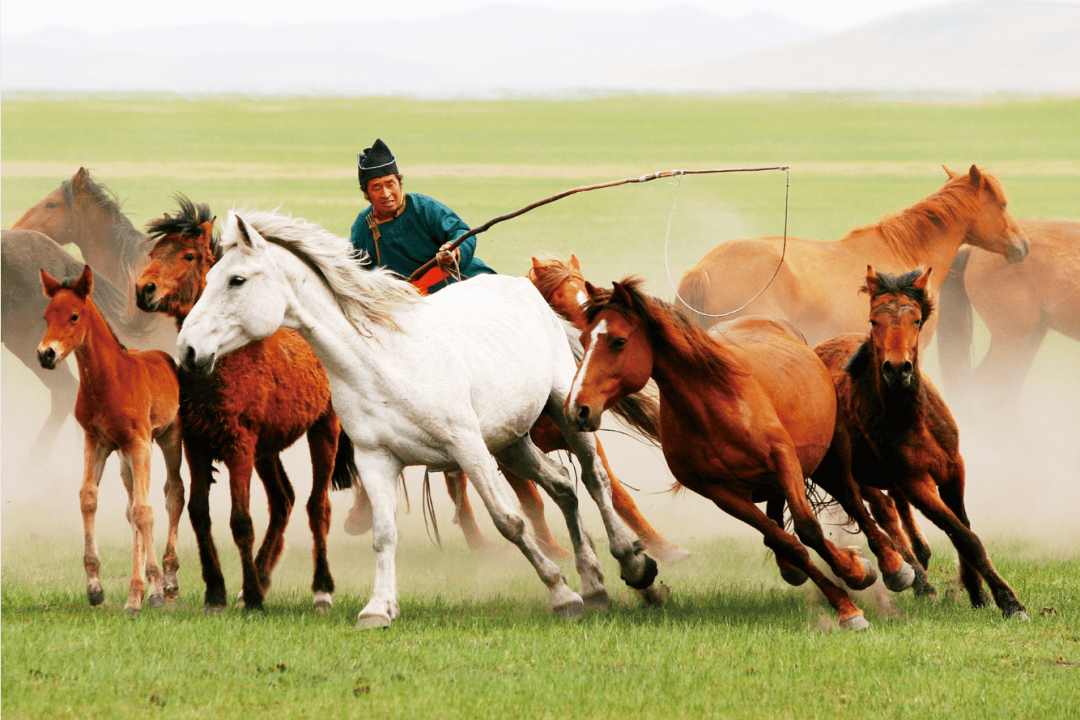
[840,614,871,631]
[147,594,165,609]
[884,562,916,593]
[553,599,585,619]
[582,589,611,613]
[356,613,392,629]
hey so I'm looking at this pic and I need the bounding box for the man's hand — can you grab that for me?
[436,243,460,268]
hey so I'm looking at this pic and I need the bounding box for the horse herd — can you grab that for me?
[4,165,1076,629]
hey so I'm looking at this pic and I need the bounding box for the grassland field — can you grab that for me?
[2,93,1079,719]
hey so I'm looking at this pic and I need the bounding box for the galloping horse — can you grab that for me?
[37,266,185,615]
[423,253,687,563]
[566,278,878,629]
[938,219,1080,405]
[676,166,1029,347]
[137,197,357,611]
[814,266,1027,619]
[177,209,662,628]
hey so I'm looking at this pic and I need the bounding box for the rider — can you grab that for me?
[350,138,495,293]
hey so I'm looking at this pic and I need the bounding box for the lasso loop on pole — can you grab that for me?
[665,167,790,319]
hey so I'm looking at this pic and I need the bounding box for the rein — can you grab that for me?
[406,166,791,287]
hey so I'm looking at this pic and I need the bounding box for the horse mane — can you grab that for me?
[584,276,747,390]
[847,167,1007,267]
[862,267,936,325]
[528,252,582,303]
[63,173,146,277]
[146,195,220,257]
[221,209,420,335]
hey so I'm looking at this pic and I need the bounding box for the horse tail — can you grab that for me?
[557,314,661,445]
[675,266,713,329]
[331,428,360,491]
[936,248,974,390]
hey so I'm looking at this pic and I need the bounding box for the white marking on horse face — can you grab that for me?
[569,319,608,406]
[576,290,588,308]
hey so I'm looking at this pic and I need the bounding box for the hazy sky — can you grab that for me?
[3,0,1078,35]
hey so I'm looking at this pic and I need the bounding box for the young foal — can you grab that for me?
[37,266,184,615]
[137,198,356,611]
[567,278,877,629]
[814,267,1027,619]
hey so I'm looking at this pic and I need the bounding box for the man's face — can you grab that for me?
[367,175,403,220]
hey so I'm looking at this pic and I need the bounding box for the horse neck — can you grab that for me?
[850,361,927,438]
[646,321,741,411]
[74,206,147,288]
[844,201,971,283]
[72,297,129,395]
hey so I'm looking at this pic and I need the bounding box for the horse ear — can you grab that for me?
[72,265,93,298]
[570,254,581,271]
[611,281,629,305]
[40,268,62,298]
[968,165,982,186]
[845,341,872,379]
[942,165,956,179]
[913,267,932,291]
[584,280,602,301]
[530,256,547,276]
[73,167,89,192]
[200,219,215,239]
[863,264,880,296]
[234,215,259,251]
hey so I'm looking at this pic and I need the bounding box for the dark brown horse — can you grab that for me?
[938,219,1080,406]
[814,266,1027,619]
[38,266,185,615]
[676,166,1029,347]
[566,278,878,629]
[137,196,357,612]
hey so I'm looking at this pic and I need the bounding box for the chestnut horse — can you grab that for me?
[566,278,878,629]
[37,266,185,615]
[938,219,1080,406]
[137,197,357,612]
[437,254,688,563]
[676,166,1029,347]
[814,266,1027,619]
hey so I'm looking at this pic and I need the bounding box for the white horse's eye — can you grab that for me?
[229,276,246,287]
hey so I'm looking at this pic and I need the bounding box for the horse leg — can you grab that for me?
[224,446,263,610]
[304,415,337,610]
[185,443,226,611]
[444,470,497,551]
[79,436,111,607]
[501,469,571,559]
[891,492,932,569]
[765,496,808,586]
[901,467,1027,619]
[354,453,405,629]
[863,488,937,598]
[453,439,584,620]
[496,438,608,611]
[26,351,79,467]
[545,404,662,606]
[251,453,295,601]
[156,419,185,601]
[597,439,689,564]
[697,482,868,629]
[123,441,165,615]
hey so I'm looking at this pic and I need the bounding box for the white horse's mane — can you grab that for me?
[221,208,420,335]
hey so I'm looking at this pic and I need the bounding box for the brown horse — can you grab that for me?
[938,219,1080,406]
[566,278,878,629]
[37,266,185,615]
[136,197,357,612]
[676,166,1029,347]
[814,266,1027,619]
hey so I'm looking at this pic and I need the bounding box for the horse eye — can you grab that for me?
[611,337,627,350]
[70,313,80,323]
[184,253,196,261]
[229,276,246,287]
[914,318,922,327]
[45,202,58,210]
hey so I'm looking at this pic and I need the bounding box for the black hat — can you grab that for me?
[358,139,399,187]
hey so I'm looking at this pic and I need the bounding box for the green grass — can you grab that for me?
[3,93,1080,718]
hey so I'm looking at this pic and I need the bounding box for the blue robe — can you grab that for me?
[350,193,495,293]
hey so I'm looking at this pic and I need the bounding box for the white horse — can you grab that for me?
[176,209,663,628]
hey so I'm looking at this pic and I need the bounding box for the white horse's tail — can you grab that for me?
[558,316,661,445]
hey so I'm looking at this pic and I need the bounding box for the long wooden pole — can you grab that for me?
[406,165,790,283]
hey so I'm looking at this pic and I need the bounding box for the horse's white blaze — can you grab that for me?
[570,319,608,406]
[576,289,588,308]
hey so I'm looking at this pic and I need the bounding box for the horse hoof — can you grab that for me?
[637,581,670,608]
[840,613,870,631]
[583,589,611,613]
[202,604,226,615]
[884,562,916,593]
[125,607,140,619]
[553,600,585,619]
[780,566,809,586]
[87,586,105,606]
[313,592,333,612]
[147,594,166,609]
[847,555,878,591]
[356,614,392,629]
[1005,606,1030,621]
[651,545,692,565]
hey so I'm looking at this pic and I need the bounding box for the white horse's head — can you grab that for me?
[177,211,288,375]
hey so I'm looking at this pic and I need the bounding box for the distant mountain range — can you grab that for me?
[2,1,1077,96]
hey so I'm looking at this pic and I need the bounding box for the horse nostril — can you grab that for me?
[575,405,591,424]
[901,361,914,377]
[38,348,56,367]
[183,345,197,371]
